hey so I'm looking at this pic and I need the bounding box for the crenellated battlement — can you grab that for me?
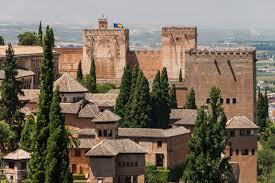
[128,50,161,56]
[83,29,129,36]
[187,47,256,56]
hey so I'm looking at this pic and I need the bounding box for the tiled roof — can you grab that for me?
[170,109,197,120]
[0,46,43,56]
[54,73,88,93]
[118,126,190,138]
[107,89,120,94]
[85,139,146,156]
[70,138,97,149]
[78,103,100,118]
[92,109,121,122]
[77,128,96,136]
[173,110,197,126]
[98,101,113,107]
[60,100,82,114]
[85,93,118,106]
[226,116,258,129]
[19,89,40,102]
[0,69,35,80]
[3,149,30,160]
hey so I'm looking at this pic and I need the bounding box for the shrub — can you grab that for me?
[96,83,116,93]
[267,134,275,150]
[73,174,86,180]
[145,164,170,183]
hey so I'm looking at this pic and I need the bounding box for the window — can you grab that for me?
[236,149,239,156]
[241,149,249,155]
[133,176,138,183]
[126,162,130,167]
[122,162,125,167]
[10,176,14,180]
[72,164,77,173]
[73,97,76,102]
[232,98,237,104]
[226,98,230,104]
[98,130,102,137]
[103,130,108,137]
[220,98,224,104]
[8,162,15,169]
[230,148,233,156]
[75,149,81,157]
[63,97,67,102]
[157,141,162,148]
[21,162,27,170]
[130,162,134,167]
[118,162,122,167]
[206,98,211,104]
[229,130,235,137]
[108,130,113,137]
[135,161,138,167]
[252,149,255,155]
[240,130,252,136]
[156,154,164,167]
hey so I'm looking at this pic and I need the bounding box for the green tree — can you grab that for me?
[27,26,54,183]
[183,87,232,182]
[44,89,72,183]
[49,27,55,48]
[169,83,177,109]
[115,64,132,121]
[0,36,4,45]
[38,21,43,46]
[89,48,96,92]
[20,115,35,152]
[257,87,268,132]
[18,32,39,46]
[0,120,16,153]
[257,146,275,182]
[76,61,83,81]
[264,88,269,119]
[184,88,197,109]
[179,68,183,82]
[124,70,152,128]
[0,44,24,146]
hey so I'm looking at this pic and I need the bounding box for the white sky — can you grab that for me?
[1,0,274,28]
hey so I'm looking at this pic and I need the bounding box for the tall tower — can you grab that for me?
[82,18,129,81]
[161,27,197,80]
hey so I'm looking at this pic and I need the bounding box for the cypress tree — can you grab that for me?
[179,68,183,82]
[257,87,267,132]
[38,21,43,46]
[90,48,96,92]
[169,83,177,109]
[184,87,197,109]
[45,89,73,183]
[115,64,132,119]
[0,36,5,45]
[49,27,55,48]
[124,70,151,128]
[0,44,24,146]
[264,88,269,118]
[184,87,232,182]
[76,61,83,81]
[20,115,35,152]
[27,26,54,183]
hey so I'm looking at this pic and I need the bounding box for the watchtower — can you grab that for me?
[82,18,129,81]
[161,27,197,80]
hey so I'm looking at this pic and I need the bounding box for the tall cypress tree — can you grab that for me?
[49,28,55,48]
[0,44,24,146]
[20,115,35,152]
[124,70,151,128]
[257,87,267,132]
[264,88,269,118]
[184,87,197,109]
[0,36,5,45]
[179,68,183,82]
[169,83,177,109]
[45,89,72,183]
[28,26,54,183]
[115,64,132,120]
[90,48,96,92]
[76,61,83,81]
[184,87,232,182]
[38,21,43,46]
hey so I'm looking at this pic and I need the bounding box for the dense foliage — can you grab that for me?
[145,165,170,183]
[168,83,177,109]
[76,61,83,81]
[19,115,35,152]
[256,87,269,132]
[18,32,40,46]
[183,87,232,182]
[0,44,24,147]
[184,87,197,109]
[0,120,16,153]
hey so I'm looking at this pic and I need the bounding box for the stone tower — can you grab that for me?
[82,18,129,81]
[161,27,197,80]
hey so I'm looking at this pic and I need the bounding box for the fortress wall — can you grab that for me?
[127,50,162,80]
[184,49,256,121]
[54,48,83,78]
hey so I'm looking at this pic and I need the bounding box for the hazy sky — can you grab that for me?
[1,0,275,28]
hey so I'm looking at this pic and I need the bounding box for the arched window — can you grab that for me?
[206,98,211,104]
[232,98,237,104]
[226,98,230,104]
[220,98,224,104]
[98,130,102,137]
[103,130,108,137]
[63,97,67,102]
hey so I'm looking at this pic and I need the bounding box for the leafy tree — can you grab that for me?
[151,70,170,128]
[145,164,170,183]
[124,70,152,128]
[96,83,116,93]
[169,83,177,109]
[179,68,183,82]
[76,61,83,81]
[184,88,197,109]
[18,32,39,46]
[0,120,16,153]
[20,115,35,152]
[27,26,54,183]
[0,36,4,45]
[115,64,132,120]
[183,87,232,182]
[257,146,275,182]
[45,89,72,183]
[38,21,43,46]
[257,87,268,132]
[0,44,24,146]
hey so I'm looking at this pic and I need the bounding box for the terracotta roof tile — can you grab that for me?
[0,69,35,80]
[85,93,118,106]
[3,149,30,160]
[226,116,258,129]
[60,100,82,114]
[92,110,121,122]
[78,103,100,118]
[170,109,197,120]
[54,73,88,93]
[173,110,197,126]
